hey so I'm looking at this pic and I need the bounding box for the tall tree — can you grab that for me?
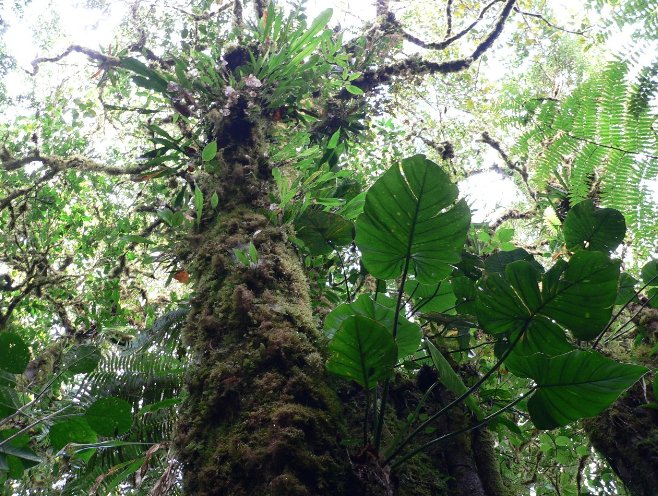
[0,1,655,495]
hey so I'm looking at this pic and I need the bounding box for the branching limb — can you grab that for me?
[444,0,454,38]
[29,45,119,76]
[1,153,153,177]
[513,7,588,35]
[398,0,503,51]
[488,209,535,230]
[480,131,536,199]
[357,0,517,91]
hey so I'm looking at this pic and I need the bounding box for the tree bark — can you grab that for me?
[585,303,658,496]
[170,98,508,494]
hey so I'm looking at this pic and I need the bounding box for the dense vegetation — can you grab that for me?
[0,0,657,494]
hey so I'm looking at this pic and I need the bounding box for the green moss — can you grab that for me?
[396,452,449,496]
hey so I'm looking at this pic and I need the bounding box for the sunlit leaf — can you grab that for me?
[355,155,470,284]
[326,315,397,389]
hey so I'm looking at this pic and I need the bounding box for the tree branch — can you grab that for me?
[399,0,503,51]
[29,45,119,75]
[1,153,153,177]
[357,0,517,91]
[480,131,536,199]
[444,0,454,38]
[488,209,535,230]
[513,7,588,36]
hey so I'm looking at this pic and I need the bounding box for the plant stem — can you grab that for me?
[390,387,534,469]
[592,272,658,348]
[383,327,525,465]
[363,389,370,445]
[604,290,658,343]
[374,259,412,452]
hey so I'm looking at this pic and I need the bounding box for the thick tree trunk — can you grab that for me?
[584,381,658,496]
[584,303,658,496]
[172,99,507,495]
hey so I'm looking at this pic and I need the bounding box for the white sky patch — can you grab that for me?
[2,0,127,98]
[460,170,521,223]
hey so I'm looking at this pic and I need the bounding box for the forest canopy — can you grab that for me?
[0,0,657,495]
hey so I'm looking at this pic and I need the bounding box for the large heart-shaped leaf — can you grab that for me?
[85,397,133,437]
[49,418,98,452]
[355,155,470,284]
[563,200,626,253]
[295,209,354,256]
[483,248,543,275]
[405,280,456,314]
[324,294,421,360]
[477,251,620,341]
[503,317,574,377]
[0,333,30,374]
[521,350,647,429]
[641,259,658,285]
[326,315,397,389]
[0,386,21,418]
[0,430,41,478]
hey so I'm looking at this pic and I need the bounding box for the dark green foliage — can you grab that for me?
[326,315,398,389]
[355,154,471,283]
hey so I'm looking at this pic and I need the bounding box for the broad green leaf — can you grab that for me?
[616,273,639,305]
[289,9,333,54]
[326,315,397,389]
[345,84,364,95]
[327,129,340,149]
[542,251,620,338]
[522,350,647,429]
[504,318,574,377]
[483,248,543,275]
[563,200,626,253]
[211,192,219,209]
[101,458,146,495]
[62,345,101,374]
[426,340,480,414]
[201,141,217,162]
[496,228,514,243]
[477,251,620,341]
[0,386,21,418]
[85,397,133,436]
[131,75,168,94]
[295,209,354,256]
[324,294,421,360]
[404,280,456,314]
[0,430,40,478]
[194,185,204,227]
[0,333,30,374]
[49,418,97,452]
[641,259,658,285]
[138,397,182,414]
[120,57,168,86]
[452,275,477,315]
[355,155,470,284]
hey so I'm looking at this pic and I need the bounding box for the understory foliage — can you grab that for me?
[0,0,657,495]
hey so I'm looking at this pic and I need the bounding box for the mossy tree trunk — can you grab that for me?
[584,304,658,496]
[169,96,508,494]
[171,105,358,494]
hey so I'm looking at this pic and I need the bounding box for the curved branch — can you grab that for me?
[514,7,588,36]
[357,0,517,91]
[480,131,536,199]
[1,153,153,177]
[400,0,503,51]
[30,45,119,75]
